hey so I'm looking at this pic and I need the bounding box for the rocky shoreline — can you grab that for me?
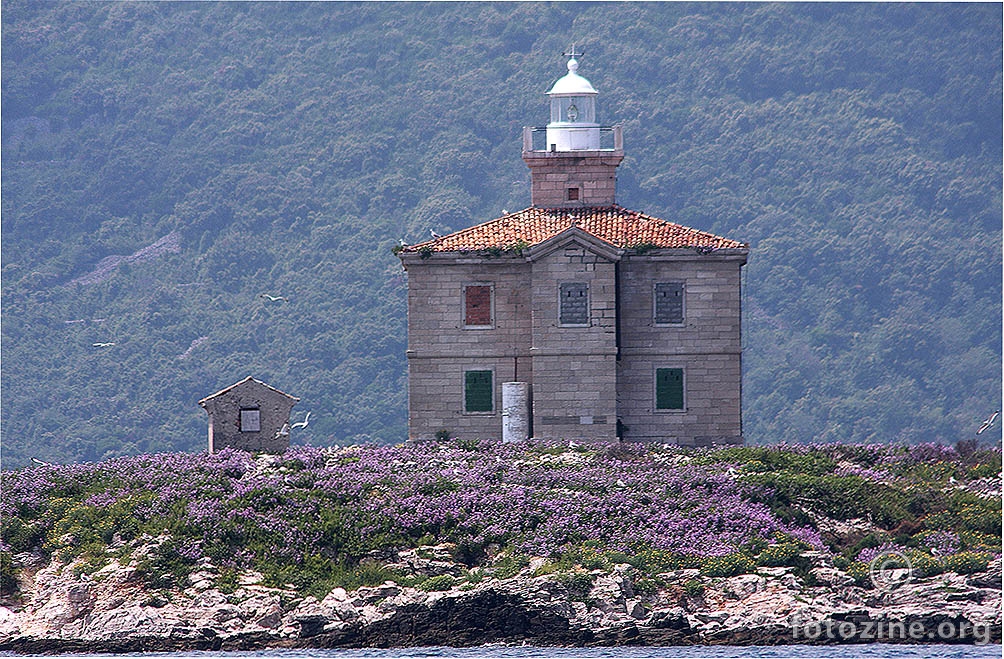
[2,545,1000,653]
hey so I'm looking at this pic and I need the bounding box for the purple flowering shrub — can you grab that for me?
[2,440,999,596]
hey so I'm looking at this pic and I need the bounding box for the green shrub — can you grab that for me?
[844,561,871,587]
[491,552,529,579]
[958,530,999,553]
[757,542,804,568]
[700,447,836,476]
[556,570,595,593]
[632,577,660,595]
[418,574,455,591]
[943,551,992,575]
[216,569,239,594]
[684,578,705,597]
[630,549,680,573]
[700,553,755,577]
[904,550,944,578]
[968,462,1000,479]
[1,552,18,599]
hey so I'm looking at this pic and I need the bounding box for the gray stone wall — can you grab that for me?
[201,379,297,453]
[529,245,618,441]
[616,255,744,444]
[401,248,745,445]
[404,257,532,440]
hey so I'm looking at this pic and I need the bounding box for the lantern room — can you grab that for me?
[545,53,600,151]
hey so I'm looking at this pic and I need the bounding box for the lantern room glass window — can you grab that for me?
[550,96,595,124]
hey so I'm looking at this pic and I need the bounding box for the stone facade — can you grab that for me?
[198,377,299,454]
[400,230,746,445]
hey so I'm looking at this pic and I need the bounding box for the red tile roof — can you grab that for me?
[402,206,747,253]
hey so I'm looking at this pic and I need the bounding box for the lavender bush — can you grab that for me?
[2,440,999,597]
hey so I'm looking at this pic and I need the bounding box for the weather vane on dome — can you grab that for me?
[563,44,584,60]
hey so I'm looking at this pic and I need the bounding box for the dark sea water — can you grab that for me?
[10,646,1002,659]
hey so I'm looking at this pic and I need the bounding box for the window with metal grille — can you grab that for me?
[559,282,589,325]
[464,370,493,413]
[464,285,492,327]
[654,282,685,325]
[655,368,684,410]
[240,408,261,432]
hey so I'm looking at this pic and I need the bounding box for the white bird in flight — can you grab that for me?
[976,411,999,435]
[92,342,115,347]
[291,411,311,430]
[259,294,288,303]
[273,423,290,439]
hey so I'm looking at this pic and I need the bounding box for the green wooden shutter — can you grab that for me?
[656,368,684,410]
[464,370,493,412]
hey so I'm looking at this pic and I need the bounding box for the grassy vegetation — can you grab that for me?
[2,441,999,600]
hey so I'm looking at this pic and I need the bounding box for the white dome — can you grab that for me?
[546,57,597,96]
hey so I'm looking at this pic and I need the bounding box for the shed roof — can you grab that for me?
[401,206,747,254]
[198,376,300,406]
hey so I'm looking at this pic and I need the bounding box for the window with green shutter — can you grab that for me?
[464,370,494,412]
[655,368,684,410]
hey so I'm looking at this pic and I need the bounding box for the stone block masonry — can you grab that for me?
[401,246,745,445]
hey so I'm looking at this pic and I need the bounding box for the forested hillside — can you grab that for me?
[2,3,1001,467]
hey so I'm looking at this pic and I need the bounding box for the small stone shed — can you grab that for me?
[199,376,299,454]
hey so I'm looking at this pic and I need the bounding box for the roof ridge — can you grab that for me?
[400,204,747,254]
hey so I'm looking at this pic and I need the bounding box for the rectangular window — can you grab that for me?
[464,285,492,327]
[654,282,685,325]
[655,368,685,411]
[240,408,261,432]
[464,370,494,413]
[559,282,589,325]
[567,187,579,201]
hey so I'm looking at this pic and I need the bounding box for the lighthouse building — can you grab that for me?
[397,56,748,446]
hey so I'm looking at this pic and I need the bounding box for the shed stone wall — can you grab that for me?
[201,379,297,453]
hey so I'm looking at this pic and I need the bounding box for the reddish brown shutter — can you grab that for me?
[465,286,492,326]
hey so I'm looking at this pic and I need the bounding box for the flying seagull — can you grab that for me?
[31,457,53,466]
[273,423,290,439]
[259,294,288,303]
[291,411,311,430]
[92,342,115,347]
[430,230,442,239]
[976,411,999,435]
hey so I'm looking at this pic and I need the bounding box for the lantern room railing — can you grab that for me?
[522,125,623,153]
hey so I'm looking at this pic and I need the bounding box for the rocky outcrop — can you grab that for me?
[1,547,1000,652]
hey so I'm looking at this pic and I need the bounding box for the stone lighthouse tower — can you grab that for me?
[399,53,747,447]
[523,51,625,208]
